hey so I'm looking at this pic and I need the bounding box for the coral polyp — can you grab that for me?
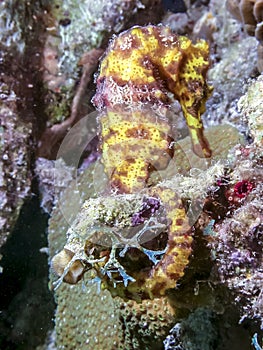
[233,179,254,198]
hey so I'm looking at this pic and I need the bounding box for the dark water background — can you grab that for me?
[0,187,55,350]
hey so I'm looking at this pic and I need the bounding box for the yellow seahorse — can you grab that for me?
[93,24,212,195]
[92,25,211,299]
[52,25,212,300]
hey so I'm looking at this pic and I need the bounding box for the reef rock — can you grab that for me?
[0,102,32,249]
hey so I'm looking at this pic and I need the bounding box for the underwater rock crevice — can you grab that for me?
[0,193,56,350]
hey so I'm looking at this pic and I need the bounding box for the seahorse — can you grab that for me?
[91,25,211,299]
[93,24,212,196]
[102,186,194,300]
[52,25,212,300]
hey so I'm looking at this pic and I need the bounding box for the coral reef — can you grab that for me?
[9,0,259,348]
[47,0,163,85]
[48,168,124,350]
[0,1,28,54]
[208,143,263,328]
[0,3,63,347]
[207,75,263,331]
[163,308,218,350]
[226,0,263,71]
[0,0,49,250]
[119,297,175,349]
[48,123,242,349]
[226,0,263,43]
[238,74,263,146]
[163,305,262,350]
[0,103,32,248]
[54,282,122,349]
[205,37,257,128]
[35,157,75,214]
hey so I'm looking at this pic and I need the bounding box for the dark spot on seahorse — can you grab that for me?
[166,272,181,281]
[150,281,167,296]
[166,59,181,77]
[176,218,184,226]
[154,254,178,277]
[131,35,142,49]
[103,127,118,139]
[185,106,198,118]
[140,27,151,36]
[125,127,150,139]
[141,55,154,70]
[110,178,130,194]
[114,169,129,178]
